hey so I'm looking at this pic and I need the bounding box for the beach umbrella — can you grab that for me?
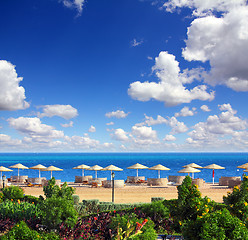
[127,163,148,177]
[42,166,63,179]
[183,163,203,169]
[237,163,248,169]
[178,166,201,179]
[102,165,123,180]
[73,164,90,177]
[0,166,13,179]
[9,163,29,177]
[88,165,103,178]
[149,164,170,178]
[29,164,47,178]
[203,164,225,184]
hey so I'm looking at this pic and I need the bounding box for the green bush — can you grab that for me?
[72,195,80,205]
[0,221,60,240]
[223,175,248,225]
[110,213,157,240]
[23,195,42,205]
[43,177,75,200]
[182,208,248,240]
[1,186,24,201]
[151,197,165,202]
[39,196,78,230]
[0,200,40,221]
[138,201,169,219]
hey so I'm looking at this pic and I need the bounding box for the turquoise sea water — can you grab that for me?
[0,153,248,183]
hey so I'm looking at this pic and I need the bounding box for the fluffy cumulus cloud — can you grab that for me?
[201,105,211,112]
[163,0,248,91]
[105,110,129,119]
[0,134,22,147]
[64,135,100,149]
[111,128,129,141]
[60,0,86,16]
[164,134,176,141]
[131,126,159,145]
[128,51,214,106]
[175,106,196,117]
[0,60,29,111]
[38,104,78,119]
[136,115,168,127]
[187,104,248,149]
[88,125,96,133]
[8,117,64,141]
[168,116,188,134]
[61,121,74,128]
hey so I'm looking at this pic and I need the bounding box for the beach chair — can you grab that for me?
[27,182,34,187]
[91,182,98,188]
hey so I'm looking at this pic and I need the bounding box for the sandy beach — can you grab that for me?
[22,183,232,203]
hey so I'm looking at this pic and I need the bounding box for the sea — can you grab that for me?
[0,152,248,183]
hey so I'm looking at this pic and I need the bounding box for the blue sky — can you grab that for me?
[0,0,248,152]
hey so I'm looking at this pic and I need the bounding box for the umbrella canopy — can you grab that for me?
[178,166,201,178]
[29,164,47,178]
[183,163,203,168]
[42,166,63,179]
[73,164,90,177]
[149,164,170,178]
[102,165,123,180]
[127,163,148,177]
[237,163,248,169]
[88,165,103,178]
[0,166,13,179]
[203,164,225,184]
[9,163,29,177]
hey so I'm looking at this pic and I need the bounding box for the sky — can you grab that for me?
[0,0,248,152]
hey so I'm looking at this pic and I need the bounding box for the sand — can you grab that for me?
[21,183,232,203]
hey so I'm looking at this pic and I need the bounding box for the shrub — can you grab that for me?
[0,221,60,240]
[39,196,78,230]
[223,175,248,225]
[151,197,165,202]
[43,177,75,200]
[182,208,248,240]
[110,213,157,240]
[0,200,41,222]
[1,186,24,201]
[73,195,80,205]
[23,195,41,205]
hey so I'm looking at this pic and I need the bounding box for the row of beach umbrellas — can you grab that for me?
[2,162,248,184]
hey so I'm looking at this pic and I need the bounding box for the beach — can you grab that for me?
[22,183,232,203]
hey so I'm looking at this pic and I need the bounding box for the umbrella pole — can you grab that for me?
[158,170,160,179]
[95,170,97,179]
[82,169,84,177]
[212,169,214,184]
[39,169,41,178]
[192,172,194,179]
[110,170,112,180]
[136,169,138,177]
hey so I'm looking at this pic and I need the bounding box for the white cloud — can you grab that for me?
[65,135,100,149]
[201,105,211,112]
[105,110,129,119]
[147,56,153,60]
[38,104,78,119]
[170,2,248,91]
[128,51,214,106]
[0,134,22,146]
[60,0,86,16]
[175,106,196,117]
[111,128,129,141]
[164,134,176,141]
[131,125,157,140]
[187,104,248,144]
[8,117,64,140]
[0,60,29,111]
[88,125,96,133]
[168,116,188,134]
[162,0,246,16]
[136,115,168,127]
[106,122,114,126]
[61,121,74,128]
[131,38,143,47]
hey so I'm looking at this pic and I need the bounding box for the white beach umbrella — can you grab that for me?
[127,163,148,177]
[88,165,103,178]
[178,166,201,179]
[29,164,47,178]
[102,165,123,180]
[149,164,170,178]
[203,164,225,184]
[42,166,63,179]
[237,163,248,169]
[183,163,203,169]
[9,163,29,177]
[0,166,13,179]
[73,164,90,177]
